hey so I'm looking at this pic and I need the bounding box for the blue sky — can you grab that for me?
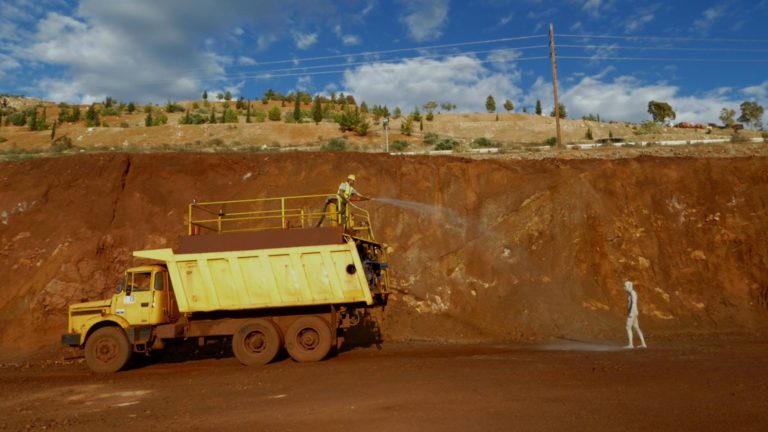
[1,0,766,123]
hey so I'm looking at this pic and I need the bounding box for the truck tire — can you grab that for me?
[232,319,282,366]
[84,327,131,373]
[285,315,332,362]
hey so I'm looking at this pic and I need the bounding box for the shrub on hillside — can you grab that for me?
[391,140,409,152]
[321,137,348,152]
[268,106,281,121]
[730,133,749,143]
[51,136,73,152]
[253,109,266,122]
[635,120,662,135]
[165,101,185,113]
[544,137,557,146]
[472,137,498,148]
[434,137,458,151]
[423,132,439,146]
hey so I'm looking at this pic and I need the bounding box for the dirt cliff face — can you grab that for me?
[1,153,767,357]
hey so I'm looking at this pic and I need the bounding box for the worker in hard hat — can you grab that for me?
[337,174,370,203]
[337,174,370,227]
[623,281,647,349]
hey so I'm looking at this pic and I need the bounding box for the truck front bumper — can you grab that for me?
[60,333,81,347]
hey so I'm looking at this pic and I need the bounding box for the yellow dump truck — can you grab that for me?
[62,194,389,372]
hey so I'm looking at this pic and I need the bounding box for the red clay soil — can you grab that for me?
[1,152,768,359]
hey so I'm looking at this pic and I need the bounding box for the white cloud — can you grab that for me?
[341,55,521,112]
[333,25,361,46]
[3,0,342,103]
[582,0,610,17]
[0,53,21,79]
[297,75,313,91]
[625,7,656,33]
[398,0,449,42]
[237,56,256,66]
[292,31,318,50]
[693,5,726,33]
[555,75,745,123]
[741,81,768,101]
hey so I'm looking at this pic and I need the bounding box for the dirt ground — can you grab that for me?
[1,146,767,430]
[1,339,767,431]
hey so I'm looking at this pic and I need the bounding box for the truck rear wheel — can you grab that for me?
[84,327,131,373]
[232,319,282,366]
[285,315,332,362]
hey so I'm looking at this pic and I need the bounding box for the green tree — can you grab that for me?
[647,100,676,124]
[411,107,422,122]
[222,107,238,123]
[28,108,37,131]
[535,100,542,115]
[503,100,514,112]
[400,117,413,135]
[550,103,567,119]
[246,103,252,123]
[126,102,136,113]
[293,91,302,122]
[485,95,496,113]
[236,96,246,110]
[440,102,453,112]
[312,95,323,125]
[209,108,217,124]
[393,106,402,118]
[85,104,100,127]
[738,101,764,129]
[57,103,70,124]
[224,91,232,102]
[202,90,208,101]
[71,105,81,122]
[719,108,736,127]
[423,100,438,114]
[268,106,281,121]
[145,111,153,127]
[360,101,369,113]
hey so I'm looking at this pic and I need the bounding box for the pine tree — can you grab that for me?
[145,111,153,127]
[535,100,542,115]
[485,95,496,113]
[202,90,208,101]
[85,104,100,127]
[209,108,216,124]
[293,91,302,122]
[246,103,252,123]
[312,95,323,125]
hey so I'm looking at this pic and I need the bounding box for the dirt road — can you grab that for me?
[1,339,766,431]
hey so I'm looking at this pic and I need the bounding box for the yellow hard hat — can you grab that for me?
[347,174,356,181]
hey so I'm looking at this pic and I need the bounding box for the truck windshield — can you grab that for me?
[130,272,152,292]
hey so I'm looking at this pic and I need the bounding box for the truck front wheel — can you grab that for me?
[285,316,332,362]
[232,319,282,366]
[84,327,131,373]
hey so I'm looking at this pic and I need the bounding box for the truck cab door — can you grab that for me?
[152,270,178,323]
[122,271,154,325]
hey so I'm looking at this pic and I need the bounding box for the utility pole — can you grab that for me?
[383,117,390,153]
[549,23,563,149]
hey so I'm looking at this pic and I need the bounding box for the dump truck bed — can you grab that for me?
[134,228,374,313]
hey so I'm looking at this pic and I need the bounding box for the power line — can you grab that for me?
[214,46,546,81]
[236,34,547,68]
[559,44,768,53]
[197,56,550,83]
[558,33,768,44]
[559,55,768,63]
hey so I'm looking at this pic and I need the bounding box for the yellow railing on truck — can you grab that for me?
[188,194,376,241]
